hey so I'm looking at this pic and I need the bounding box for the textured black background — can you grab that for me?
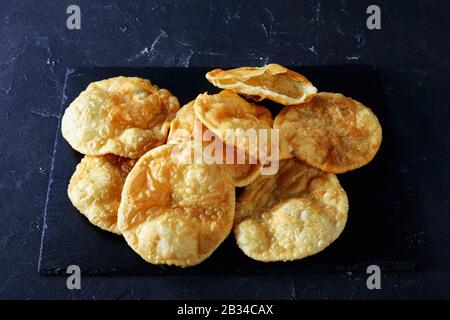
[0,0,449,299]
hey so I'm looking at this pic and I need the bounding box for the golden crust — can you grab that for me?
[194,90,281,163]
[234,158,348,262]
[224,148,263,187]
[118,143,235,267]
[167,101,198,145]
[68,155,135,234]
[61,76,180,159]
[206,64,317,105]
[168,101,262,187]
[274,92,382,173]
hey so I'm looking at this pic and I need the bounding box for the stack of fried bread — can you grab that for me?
[61,64,382,267]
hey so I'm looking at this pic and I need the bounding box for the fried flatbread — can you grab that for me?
[234,158,348,262]
[118,143,235,267]
[206,64,317,105]
[194,90,281,163]
[168,101,262,187]
[68,155,135,234]
[274,92,382,173]
[62,76,179,158]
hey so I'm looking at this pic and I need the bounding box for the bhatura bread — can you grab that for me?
[61,76,180,159]
[274,92,382,173]
[234,158,348,262]
[68,155,135,234]
[206,64,317,105]
[118,143,235,267]
[168,101,262,187]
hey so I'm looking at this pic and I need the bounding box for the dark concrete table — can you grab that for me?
[0,0,449,299]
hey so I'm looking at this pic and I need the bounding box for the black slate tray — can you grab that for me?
[39,66,417,275]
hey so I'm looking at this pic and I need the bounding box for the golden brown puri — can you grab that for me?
[61,76,180,159]
[234,158,348,262]
[118,143,235,267]
[168,101,262,187]
[206,64,317,105]
[68,154,135,234]
[274,92,382,173]
[194,90,291,164]
[62,65,384,268]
